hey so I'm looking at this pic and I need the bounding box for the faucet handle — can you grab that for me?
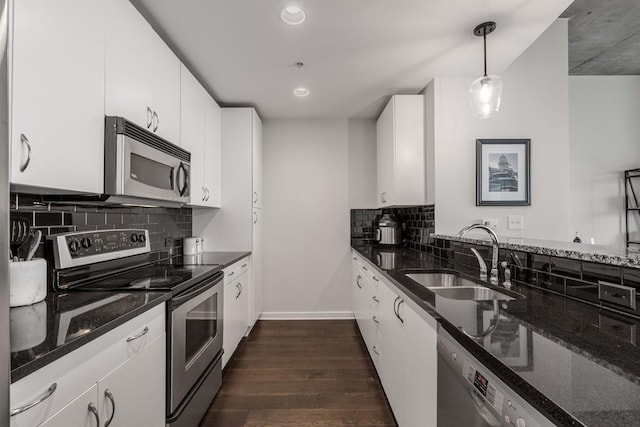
[501,261,512,289]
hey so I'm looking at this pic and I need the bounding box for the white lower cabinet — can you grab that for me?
[222,257,251,368]
[97,336,166,426]
[39,385,99,427]
[351,252,437,427]
[10,304,165,427]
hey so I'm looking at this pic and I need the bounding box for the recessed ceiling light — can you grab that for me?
[281,6,306,25]
[293,87,310,97]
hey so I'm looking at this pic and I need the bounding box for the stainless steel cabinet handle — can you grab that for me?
[126,326,149,342]
[19,134,32,172]
[146,107,153,129]
[239,282,243,295]
[202,186,206,202]
[253,191,258,204]
[228,271,235,277]
[205,188,210,201]
[393,296,400,318]
[372,276,379,282]
[353,257,357,260]
[253,212,258,224]
[396,298,405,324]
[372,296,379,303]
[104,390,116,427]
[356,275,362,289]
[372,345,379,355]
[241,263,248,268]
[380,193,384,203]
[88,402,100,426]
[10,383,57,416]
[153,111,159,132]
[372,316,379,325]
[362,266,368,271]
[235,283,241,299]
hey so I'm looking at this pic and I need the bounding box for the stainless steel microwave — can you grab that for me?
[104,116,190,206]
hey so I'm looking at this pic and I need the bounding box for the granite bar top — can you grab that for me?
[433,233,640,268]
[352,243,640,427]
[10,291,170,383]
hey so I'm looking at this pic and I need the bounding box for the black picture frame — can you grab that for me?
[476,139,531,206]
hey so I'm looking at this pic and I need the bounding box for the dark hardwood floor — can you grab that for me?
[199,320,397,427]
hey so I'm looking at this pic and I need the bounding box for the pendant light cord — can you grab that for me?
[483,29,488,77]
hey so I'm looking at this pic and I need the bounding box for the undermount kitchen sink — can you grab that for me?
[405,272,477,288]
[429,286,514,301]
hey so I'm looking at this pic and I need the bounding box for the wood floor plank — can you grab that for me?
[199,320,396,427]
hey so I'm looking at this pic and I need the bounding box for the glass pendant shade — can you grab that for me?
[469,74,503,118]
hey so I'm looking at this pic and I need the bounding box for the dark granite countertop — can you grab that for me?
[10,291,170,383]
[352,243,640,427]
[10,253,249,383]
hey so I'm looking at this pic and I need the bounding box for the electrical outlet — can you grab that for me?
[508,215,524,230]
[482,218,498,228]
[165,237,181,247]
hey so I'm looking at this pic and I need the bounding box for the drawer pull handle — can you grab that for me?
[228,271,235,277]
[362,266,368,271]
[372,345,379,355]
[373,316,379,325]
[356,275,362,289]
[88,402,100,426]
[372,276,379,282]
[105,390,116,427]
[10,383,57,416]
[372,296,379,303]
[126,326,149,342]
[242,264,247,268]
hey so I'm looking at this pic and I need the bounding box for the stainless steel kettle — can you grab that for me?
[376,213,401,245]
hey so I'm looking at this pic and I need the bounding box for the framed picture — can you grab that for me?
[476,139,530,206]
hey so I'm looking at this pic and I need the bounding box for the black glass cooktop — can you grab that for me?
[77,264,220,291]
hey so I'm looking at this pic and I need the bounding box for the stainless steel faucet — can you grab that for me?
[457,224,500,284]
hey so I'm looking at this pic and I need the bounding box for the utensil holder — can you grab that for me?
[10,258,47,307]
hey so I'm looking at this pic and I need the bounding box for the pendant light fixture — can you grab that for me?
[469,21,503,119]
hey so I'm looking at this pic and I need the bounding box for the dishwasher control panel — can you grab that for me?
[437,327,556,427]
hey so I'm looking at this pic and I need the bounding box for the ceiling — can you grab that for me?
[131,0,572,119]
[561,0,640,75]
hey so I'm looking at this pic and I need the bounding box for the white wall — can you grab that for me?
[433,19,570,241]
[261,119,375,318]
[348,119,377,209]
[569,76,640,247]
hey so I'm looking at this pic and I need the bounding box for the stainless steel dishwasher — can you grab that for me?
[437,327,554,427]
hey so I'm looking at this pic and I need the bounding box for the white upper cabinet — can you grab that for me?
[180,64,221,208]
[105,0,180,144]
[10,0,106,193]
[180,65,206,206]
[376,95,426,207]
[204,96,222,207]
[252,112,262,208]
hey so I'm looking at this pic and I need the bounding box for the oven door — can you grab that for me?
[169,273,223,413]
[116,134,190,203]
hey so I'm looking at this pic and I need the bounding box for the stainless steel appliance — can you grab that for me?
[438,327,554,427]
[376,213,401,245]
[104,116,190,207]
[51,230,224,427]
[0,0,10,420]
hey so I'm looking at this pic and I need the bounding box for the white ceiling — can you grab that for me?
[131,0,573,119]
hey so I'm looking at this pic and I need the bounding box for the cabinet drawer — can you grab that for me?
[11,304,164,426]
[224,256,250,285]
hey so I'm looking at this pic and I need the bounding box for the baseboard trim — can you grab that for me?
[259,311,355,320]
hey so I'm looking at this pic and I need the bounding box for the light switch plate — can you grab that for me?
[508,215,523,230]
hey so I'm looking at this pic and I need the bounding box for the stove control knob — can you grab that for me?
[138,233,146,243]
[130,233,138,242]
[81,238,92,249]
[69,240,81,253]
[517,418,526,427]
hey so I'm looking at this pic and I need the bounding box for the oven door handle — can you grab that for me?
[171,273,223,309]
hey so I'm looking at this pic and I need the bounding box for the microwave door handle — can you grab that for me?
[176,162,189,196]
[169,166,176,191]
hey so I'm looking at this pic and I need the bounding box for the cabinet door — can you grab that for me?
[393,96,425,205]
[377,283,404,425]
[236,273,250,337]
[402,303,437,427]
[376,99,394,207]
[10,0,105,193]
[180,64,206,206]
[105,0,180,143]
[252,111,262,208]
[223,278,242,368]
[98,336,166,427]
[204,96,222,207]
[251,209,262,325]
[39,385,99,427]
